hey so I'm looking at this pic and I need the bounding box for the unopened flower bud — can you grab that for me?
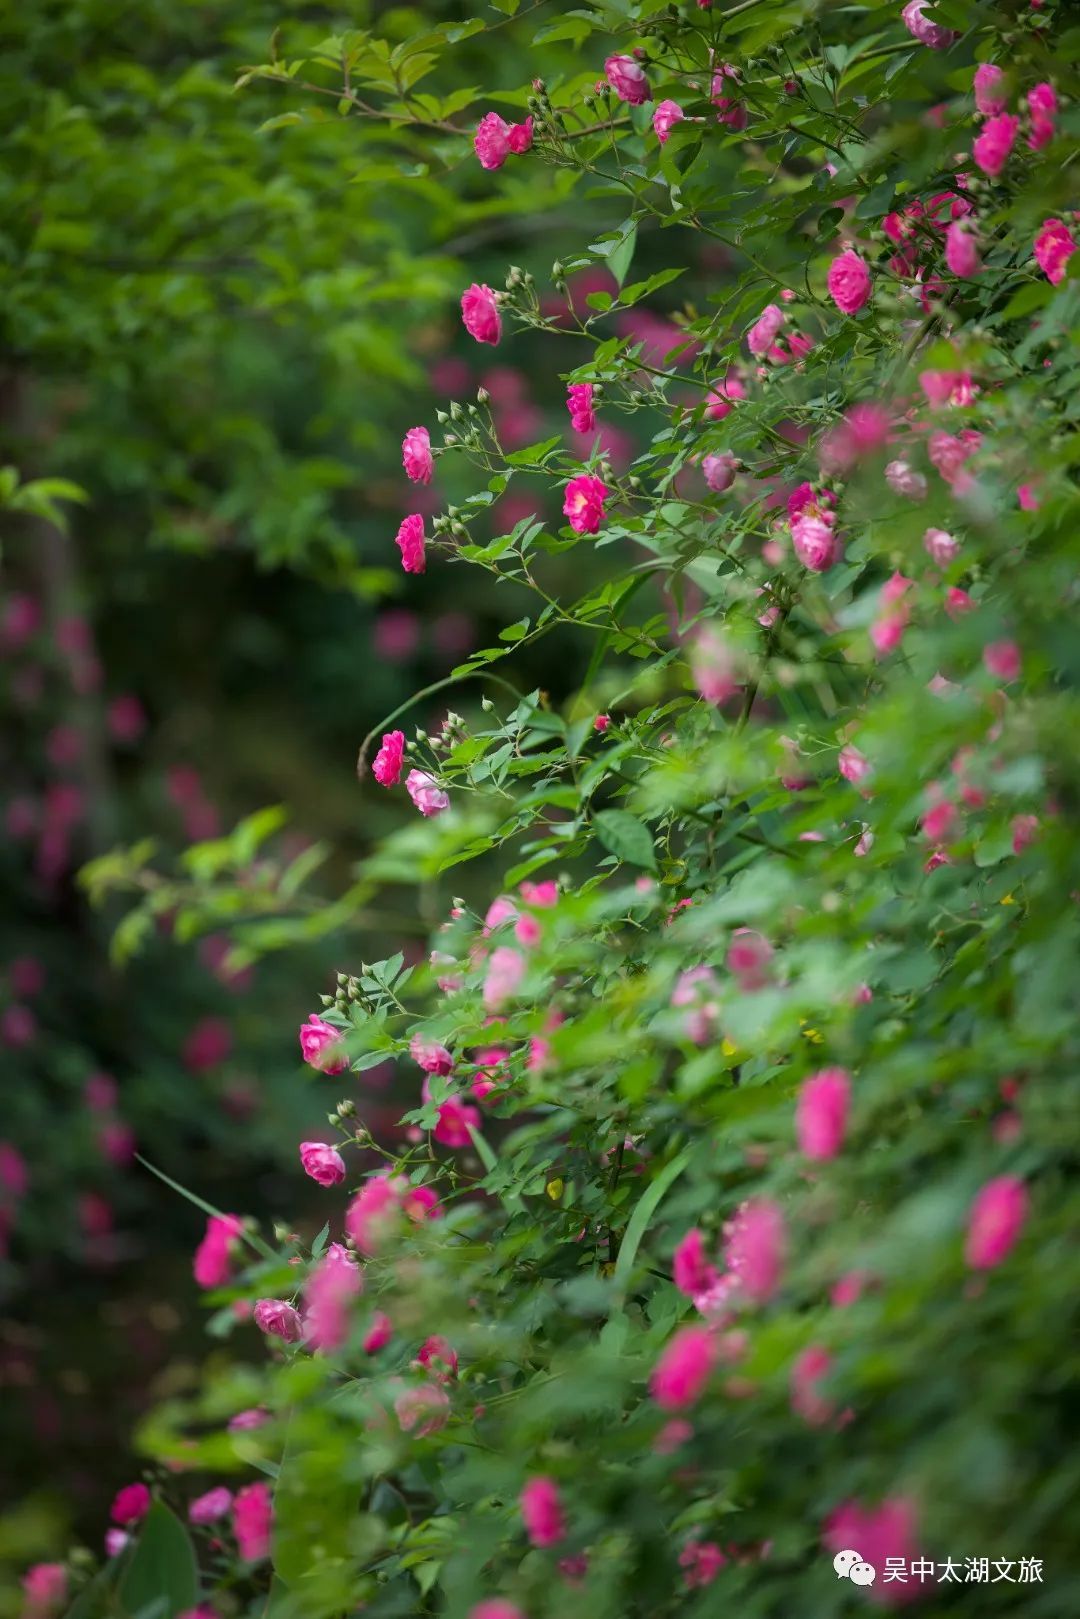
[477,386,490,404]
[481,696,495,711]
[435,409,449,424]
[337,1098,357,1118]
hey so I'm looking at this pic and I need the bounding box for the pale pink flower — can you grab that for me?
[520,1476,565,1546]
[973,112,1019,177]
[434,1096,480,1148]
[483,894,519,933]
[254,1298,303,1342]
[839,744,872,788]
[111,1483,151,1525]
[461,283,502,345]
[104,1531,129,1558]
[984,639,1021,681]
[410,1035,453,1075]
[691,625,739,704]
[923,527,960,567]
[562,472,609,534]
[395,1382,450,1436]
[966,1175,1028,1269]
[796,1067,851,1160]
[566,382,596,435]
[299,1013,348,1074]
[790,1344,835,1426]
[299,1141,346,1187]
[746,303,784,357]
[653,99,684,143]
[395,513,426,574]
[671,968,720,1045]
[193,1213,244,1288]
[372,730,406,787]
[1027,82,1057,149]
[944,222,980,277]
[402,426,433,485]
[406,770,450,817]
[1033,217,1076,285]
[902,0,958,47]
[483,945,525,1010]
[885,459,927,500]
[791,513,840,572]
[726,928,772,991]
[227,1408,269,1431]
[650,1324,717,1409]
[189,1487,233,1525]
[233,1481,272,1562]
[928,428,979,486]
[824,1497,920,1605]
[827,249,871,314]
[724,1198,785,1303]
[592,714,610,733]
[973,63,1007,117]
[605,54,651,105]
[702,453,737,491]
[819,402,892,473]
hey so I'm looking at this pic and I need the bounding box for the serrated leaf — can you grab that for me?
[592,809,656,871]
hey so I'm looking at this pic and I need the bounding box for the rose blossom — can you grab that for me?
[304,1243,363,1352]
[885,459,927,501]
[726,927,772,990]
[21,1567,67,1619]
[653,99,684,144]
[671,967,720,1045]
[691,625,739,704]
[563,472,608,534]
[254,1298,303,1342]
[414,1335,458,1382]
[566,383,596,435]
[973,63,1007,117]
[364,1310,393,1353]
[520,1476,565,1547]
[973,112,1019,177]
[984,639,1021,682]
[1011,813,1039,855]
[747,302,784,357]
[705,372,745,419]
[372,730,405,787]
[796,1067,851,1159]
[711,64,747,131]
[233,1481,272,1562]
[433,1095,480,1148]
[839,744,871,789]
[461,283,502,345]
[483,945,525,1009]
[902,0,958,48]
[473,111,511,170]
[790,1344,835,1426]
[411,1035,453,1075]
[1027,82,1056,150]
[402,426,433,485]
[193,1212,244,1288]
[189,1487,232,1526]
[819,402,892,473]
[650,1325,716,1409]
[406,770,450,817]
[966,1175,1028,1269]
[395,1382,450,1436]
[605,54,651,105]
[724,1197,785,1303]
[827,249,871,314]
[1033,218,1076,286]
[299,1013,348,1074]
[924,527,960,566]
[394,513,425,574]
[111,1483,152,1525]
[672,1228,721,1298]
[792,513,840,572]
[701,452,737,493]
[469,1604,525,1619]
[299,1141,346,1187]
[945,222,980,277]
[824,1497,920,1603]
[680,1540,727,1589]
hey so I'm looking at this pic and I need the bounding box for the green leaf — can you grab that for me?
[613,1146,693,1291]
[118,1504,199,1619]
[592,809,657,871]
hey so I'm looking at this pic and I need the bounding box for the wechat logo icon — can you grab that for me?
[834,1549,877,1588]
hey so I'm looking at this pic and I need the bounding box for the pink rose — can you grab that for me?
[984,639,1021,682]
[1034,217,1076,285]
[746,302,784,357]
[691,625,739,705]
[791,513,840,572]
[819,402,892,473]
[944,221,980,276]
[299,1140,346,1187]
[566,383,596,435]
[254,1298,303,1342]
[188,1487,233,1525]
[461,283,502,345]
[796,1067,851,1159]
[193,1213,244,1288]
[410,1035,453,1075]
[1011,813,1039,854]
[671,968,720,1046]
[507,117,534,155]
[395,1382,450,1436]
[921,799,958,844]
[304,1243,362,1352]
[520,1476,565,1546]
[483,945,525,1010]
[928,429,979,485]
[605,54,651,105]
[672,1227,721,1298]
[723,1197,785,1304]
[21,1567,67,1619]
[705,372,745,419]
[680,1539,727,1589]
[924,526,960,566]
[299,1013,348,1074]
[973,112,1019,177]
[402,426,433,485]
[973,63,1007,118]
[233,1481,272,1562]
[653,99,684,144]
[433,1095,480,1148]
[711,63,747,130]
[824,1497,921,1605]
[839,744,872,788]
[406,769,450,817]
[363,1310,393,1353]
[966,1175,1028,1269]
[395,512,426,574]
[726,927,772,991]
[1027,82,1056,150]
[562,472,609,534]
[885,459,927,501]
[473,112,511,170]
[414,1334,458,1382]
[372,729,406,787]
[902,0,958,48]
[701,452,737,492]
[650,1325,716,1409]
[790,1344,835,1426]
[826,249,871,314]
[111,1483,152,1526]
[469,1604,525,1619]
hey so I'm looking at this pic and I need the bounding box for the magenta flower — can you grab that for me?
[605,54,651,105]
[414,1334,458,1382]
[1027,82,1057,150]
[304,1243,363,1352]
[711,64,747,130]
[653,99,685,144]
[839,744,872,789]
[469,1604,525,1619]
[21,1566,67,1619]
[372,730,406,787]
[973,64,1007,117]
[193,1212,244,1288]
[406,769,450,817]
[672,1227,721,1297]
[299,1013,348,1074]
[945,222,980,276]
[402,426,433,485]
[1012,813,1039,855]
[827,249,871,314]
[796,1067,852,1160]
[563,472,609,534]
[724,1197,785,1303]
[433,1095,480,1148]
[566,382,596,435]
[254,1298,303,1343]
[299,1140,347,1187]
[410,1035,453,1075]
[824,1497,920,1599]
[111,1483,151,1526]
[395,513,426,574]
[984,639,1021,682]
[973,113,1019,177]
[461,283,502,345]
[188,1487,233,1526]
[680,1539,727,1589]
[1034,217,1076,285]
[473,112,512,170]
[363,1310,393,1353]
[650,1324,717,1410]
[347,1175,403,1254]
[726,927,773,991]
[520,1476,566,1547]
[705,372,745,419]
[233,1481,272,1562]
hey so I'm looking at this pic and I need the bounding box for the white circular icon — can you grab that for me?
[850,1561,876,1587]
[833,1549,862,1578]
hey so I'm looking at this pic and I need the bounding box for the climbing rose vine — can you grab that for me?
[52,3,1080,1619]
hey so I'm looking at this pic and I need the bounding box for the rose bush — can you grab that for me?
[28,1,1080,1617]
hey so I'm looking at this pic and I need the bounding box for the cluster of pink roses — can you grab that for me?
[370,727,450,817]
